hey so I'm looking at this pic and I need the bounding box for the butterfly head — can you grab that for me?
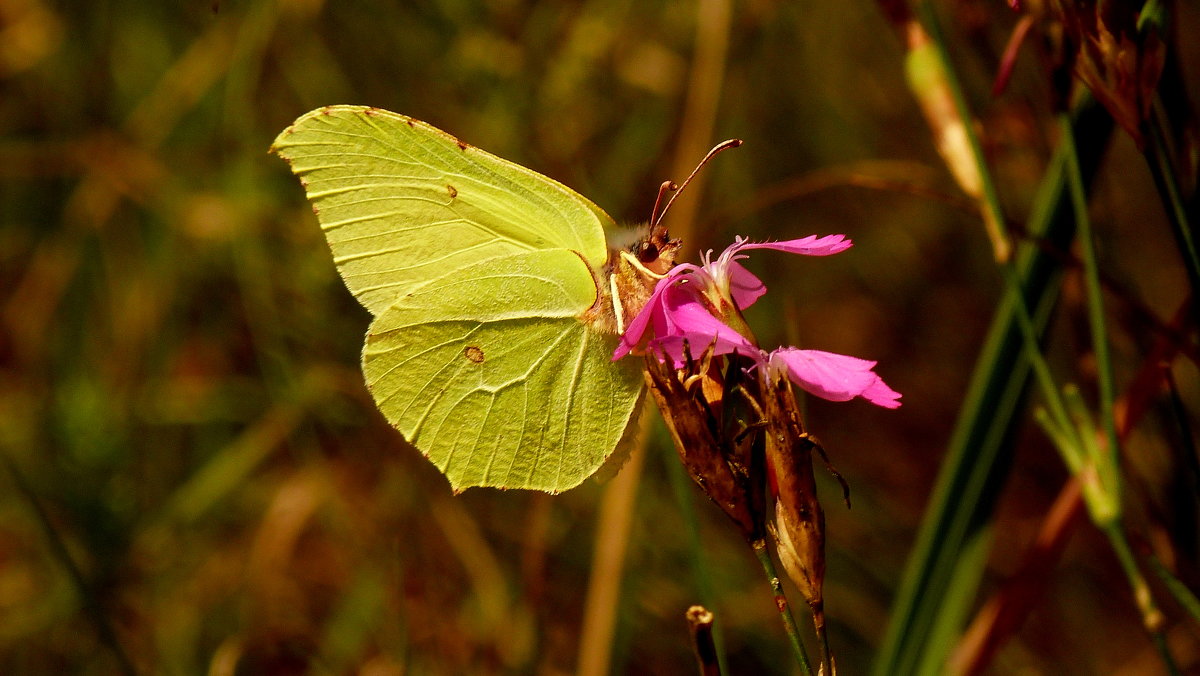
[595,138,742,335]
[634,225,681,276]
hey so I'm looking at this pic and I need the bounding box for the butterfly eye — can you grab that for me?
[636,241,659,264]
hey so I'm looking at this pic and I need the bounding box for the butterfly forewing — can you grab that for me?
[271,106,614,316]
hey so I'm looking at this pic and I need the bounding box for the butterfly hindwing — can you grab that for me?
[362,250,644,492]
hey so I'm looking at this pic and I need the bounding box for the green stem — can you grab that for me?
[752,539,813,675]
[1148,555,1200,627]
[1061,114,1119,466]
[1104,526,1179,676]
[995,262,1079,444]
[1066,111,1182,672]
[917,1,1079,448]
[1060,114,1123,522]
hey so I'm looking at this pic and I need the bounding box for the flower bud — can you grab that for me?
[761,366,826,614]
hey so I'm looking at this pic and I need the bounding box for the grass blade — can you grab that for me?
[872,98,1112,676]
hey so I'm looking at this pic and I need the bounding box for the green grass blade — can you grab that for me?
[1145,105,1200,323]
[914,527,992,676]
[872,98,1112,676]
[1150,554,1200,627]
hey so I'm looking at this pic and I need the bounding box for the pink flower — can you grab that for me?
[768,348,902,409]
[698,234,853,311]
[614,235,901,409]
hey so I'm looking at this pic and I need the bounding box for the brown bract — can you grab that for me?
[643,349,766,542]
[1053,0,1165,145]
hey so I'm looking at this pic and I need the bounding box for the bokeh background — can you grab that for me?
[2,0,1198,674]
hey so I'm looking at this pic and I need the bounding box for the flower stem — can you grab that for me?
[751,538,813,675]
[812,604,835,676]
[1059,110,1181,674]
[1061,113,1121,475]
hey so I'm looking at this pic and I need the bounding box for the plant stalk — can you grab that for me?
[752,538,814,675]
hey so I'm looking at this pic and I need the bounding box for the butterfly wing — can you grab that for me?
[364,249,644,493]
[271,106,613,315]
[272,107,644,492]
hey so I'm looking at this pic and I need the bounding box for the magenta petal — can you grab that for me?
[612,274,675,360]
[650,332,753,367]
[648,285,756,366]
[862,377,903,409]
[770,347,902,408]
[727,260,766,310]
[739,234,853,257]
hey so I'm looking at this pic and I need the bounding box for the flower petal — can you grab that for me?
[650,333,755,367]
[769,347,901,408]
[738,234,853,257]
[641,283,755,365]
[612,274,673,360]
[727,260,766,309]
[861,377,903,409]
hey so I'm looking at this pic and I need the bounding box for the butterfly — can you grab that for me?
[271,106,682,493]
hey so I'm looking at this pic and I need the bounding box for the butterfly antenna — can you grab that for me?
[649,181,678,226]
[652,138,743,232]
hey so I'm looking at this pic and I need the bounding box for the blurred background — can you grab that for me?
[2,0,1198,674]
